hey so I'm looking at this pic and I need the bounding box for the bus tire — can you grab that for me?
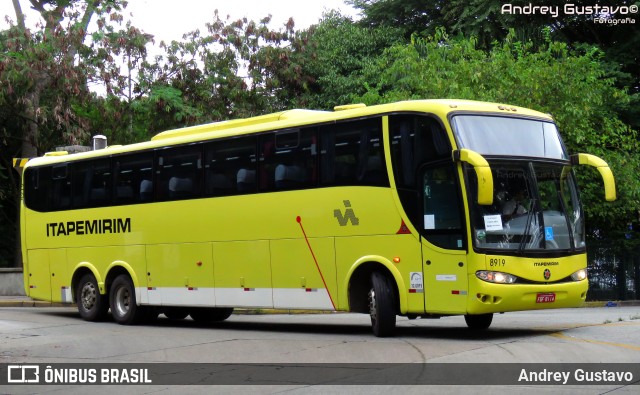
[368,272,396,337]
[464,313,493,330]
[76,273,109,322]
[190,307,234,323]
[110,274,144,325]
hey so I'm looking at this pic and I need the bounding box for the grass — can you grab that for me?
[604,315,640,324]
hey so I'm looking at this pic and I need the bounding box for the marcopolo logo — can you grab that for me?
[501,3,638,24]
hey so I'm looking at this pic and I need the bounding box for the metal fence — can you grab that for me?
[587,242,640,301]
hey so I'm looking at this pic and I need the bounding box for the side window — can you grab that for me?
[51,164,71,210]
[71,159,112,209]
[259,128,317,192]
[157,145,203,201]
[204,137,257,196]
[423,164,465,249]
[114,152,154,204]
[24,166,51,212]
[320,118,388,187]
[390,114,450,189]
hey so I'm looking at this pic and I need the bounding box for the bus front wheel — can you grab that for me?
[110,274,145,325]
[368,272,396,337]
[76,273,108,321]
[464,313,493,330]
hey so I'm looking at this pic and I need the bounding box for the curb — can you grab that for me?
[0,300,69,308]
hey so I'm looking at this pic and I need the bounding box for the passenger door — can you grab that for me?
[421,163,469,314]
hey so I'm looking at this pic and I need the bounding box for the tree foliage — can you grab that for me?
[351,0,640,128]
[131,10,303,133]
[289,11,402,109]
[0,0,153,153]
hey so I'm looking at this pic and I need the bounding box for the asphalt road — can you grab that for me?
[1,305,639,394]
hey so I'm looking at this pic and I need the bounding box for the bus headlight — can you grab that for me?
[476,271,517,284]
[570,268,587,281]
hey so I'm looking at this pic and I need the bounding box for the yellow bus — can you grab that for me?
[19,100,616,336]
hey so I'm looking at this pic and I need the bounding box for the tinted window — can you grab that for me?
[204,137,257,196]
[157,145,203,201]
[114,152,154,204]
[390,115,450,189]
[51,164,71,210]
[423,164,464,249]
[24,167,51,212]
[259,128,317,192]
[71,159,112,209]
[320,118,388,187]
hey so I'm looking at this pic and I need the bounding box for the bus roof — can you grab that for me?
[24,99,552,168]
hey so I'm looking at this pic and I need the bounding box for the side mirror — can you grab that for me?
[453,149,493,205]
[570,153,616,201]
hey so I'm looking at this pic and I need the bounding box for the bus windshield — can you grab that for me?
[451,115,568,159]
[465,162,585,253]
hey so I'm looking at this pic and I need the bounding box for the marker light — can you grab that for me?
[476,271,517,284]
[570,268,587,281]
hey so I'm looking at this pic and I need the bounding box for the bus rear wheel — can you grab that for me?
[368,272,396,337]
[76,273,108,321]
[190,307,234,323]
[464,313,493,330]
[110,274,146,325]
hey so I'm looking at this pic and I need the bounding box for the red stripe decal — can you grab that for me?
[297,216,336,310]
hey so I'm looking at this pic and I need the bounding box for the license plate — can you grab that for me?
[536,293,556,303]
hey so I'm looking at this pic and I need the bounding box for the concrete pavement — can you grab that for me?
[1,295,639,309]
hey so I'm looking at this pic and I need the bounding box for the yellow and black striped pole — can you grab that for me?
[12,158,31,176]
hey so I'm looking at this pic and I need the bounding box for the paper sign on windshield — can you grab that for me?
[484,215,503,231]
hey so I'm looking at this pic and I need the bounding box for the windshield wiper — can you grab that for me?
[518,198,536,253]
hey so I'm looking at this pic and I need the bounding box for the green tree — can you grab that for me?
[290,11,403,109]
[351,0,640,128]
[132,10,304,131]
[349,0,447,38]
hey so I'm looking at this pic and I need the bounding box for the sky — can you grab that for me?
[0,0,360,44]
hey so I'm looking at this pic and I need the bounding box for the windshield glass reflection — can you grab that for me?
[467,163,584,252]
